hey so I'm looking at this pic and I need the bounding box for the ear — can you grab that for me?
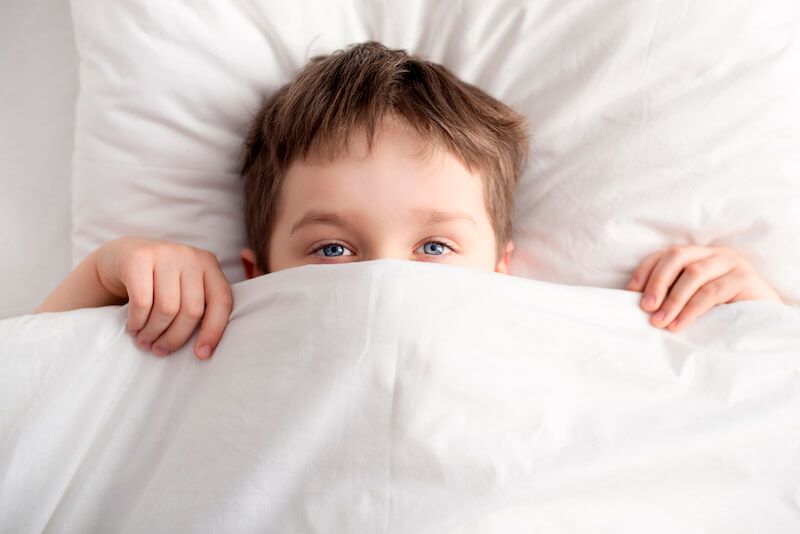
[494,240,515,274]
[241,248,264,279]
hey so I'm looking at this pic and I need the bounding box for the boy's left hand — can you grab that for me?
[626,245,783,332]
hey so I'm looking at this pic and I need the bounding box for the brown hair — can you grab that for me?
[241,41,528,273]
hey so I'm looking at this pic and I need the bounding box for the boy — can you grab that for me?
[34,42,783,359]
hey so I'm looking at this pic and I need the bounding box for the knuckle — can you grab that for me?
[128,294,152,310]
[697,284,719,299]
[218,290,234,310]
[136,329,157,343]
[149,243,171,257]
[128,246,152,264]
[721,246,745,266]
[728,267,745,281]
[201,249,220,264]
[666,244,684,257]
[734,262,754,277]
[155,299,180,317]
[176,243,198,259]
[648,274,668,289]
[154,242,185,260]
[684,263,704,278]
[210,284,234,309]
[183,302,205,321]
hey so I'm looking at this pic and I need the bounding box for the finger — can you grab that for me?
[641,245,715,312]
[193,268,233,360]
[666,271,744,332]
[135,264,181,353]
[649,254,737,328]
[123,258,155,335]
[627,250,664,292]
[150,269,206,357]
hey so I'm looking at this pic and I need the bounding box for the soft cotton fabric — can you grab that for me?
[69,0,800,303]
[2,260,799,532]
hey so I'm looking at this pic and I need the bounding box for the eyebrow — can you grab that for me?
[290,208,478,235]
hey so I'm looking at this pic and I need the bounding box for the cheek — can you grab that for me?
[459,229,498,272]
[265,229,300,273]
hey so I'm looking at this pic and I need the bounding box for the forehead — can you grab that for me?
[277,120,490,223]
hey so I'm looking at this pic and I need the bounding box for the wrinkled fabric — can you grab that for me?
[2,260,799,533]
[70,0,800,303]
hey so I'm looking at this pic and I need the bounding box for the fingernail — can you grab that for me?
[152,345,170,357]
[627,278,638,289]
[642,295,656,309]
[138,340,152,351]
[198,345,213,359]
[653,310,666,323]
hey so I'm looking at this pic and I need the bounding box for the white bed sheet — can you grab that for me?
[2,260,799,532]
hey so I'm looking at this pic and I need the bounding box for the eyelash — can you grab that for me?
[309,241,354,258]
[308,239,459,260]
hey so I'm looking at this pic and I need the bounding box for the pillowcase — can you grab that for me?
[70,0,800,304]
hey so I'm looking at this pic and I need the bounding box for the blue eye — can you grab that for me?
[418,241,452,256]
[313,243,353,258]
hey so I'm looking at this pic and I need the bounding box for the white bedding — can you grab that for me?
[2,260,799,532]
[69,0,800,304]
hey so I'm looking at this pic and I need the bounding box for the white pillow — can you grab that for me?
[70,0,800,304]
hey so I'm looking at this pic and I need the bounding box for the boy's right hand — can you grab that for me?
[95,236,233,360]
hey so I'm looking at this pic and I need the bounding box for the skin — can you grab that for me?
[626,244,782,332]
[34,121,784,359]
[34,236,234,359]
[239,119,513,277]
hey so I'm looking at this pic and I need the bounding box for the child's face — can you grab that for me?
[241,119,514,277]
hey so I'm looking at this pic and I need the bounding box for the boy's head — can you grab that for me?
[240,41,528,277]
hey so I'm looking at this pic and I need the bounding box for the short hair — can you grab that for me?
[240,41,529,273]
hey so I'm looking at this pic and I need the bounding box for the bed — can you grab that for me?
[2,0,799,532]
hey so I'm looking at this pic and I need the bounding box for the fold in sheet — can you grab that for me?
[1,260,799,533]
